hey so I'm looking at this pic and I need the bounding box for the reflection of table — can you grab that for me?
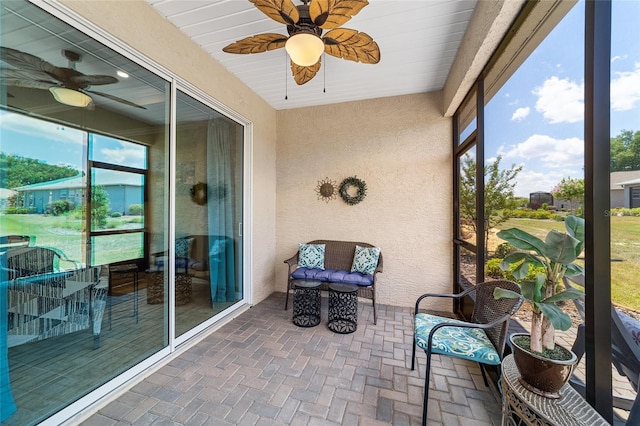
[501,354,609,425]
[292,280,321,327]
[108,263,139,327]
[328,283,358,334]
[146,269,192,306]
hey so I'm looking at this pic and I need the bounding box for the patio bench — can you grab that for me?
[283,239,383,324]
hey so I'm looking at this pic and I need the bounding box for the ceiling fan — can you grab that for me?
[0,46,145,109]
[223,0,380,85]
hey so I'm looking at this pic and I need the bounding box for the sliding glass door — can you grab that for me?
[0,1,246,424]
[173,90,244,337]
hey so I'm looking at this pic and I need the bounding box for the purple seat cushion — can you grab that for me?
[291,267,373,286]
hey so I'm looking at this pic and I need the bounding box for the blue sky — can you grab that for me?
[0,111,145,172]
[486,0,640,197]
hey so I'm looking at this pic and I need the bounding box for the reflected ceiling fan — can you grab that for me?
[223,0,380,85]
[0,46,145,109]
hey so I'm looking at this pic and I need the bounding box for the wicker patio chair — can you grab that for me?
[283,240,383,324]
[411,280,523,426]
[565,275,640,425]
[6,246,81,279]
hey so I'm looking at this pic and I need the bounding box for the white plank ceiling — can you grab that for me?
[147,0,478,110]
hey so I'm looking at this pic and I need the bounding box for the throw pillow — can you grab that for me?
[175,237,194,258]
[351,245,381,275]
[298,243,326,270]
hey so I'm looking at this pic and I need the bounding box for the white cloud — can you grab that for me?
[511,107,530,121]
[513,169,569,197]
[611,55,627,63]
[100,142,145,165]
[502,134,584,169]
[533,77,584,123]
[0,110,83,145]
[611,62,640,111]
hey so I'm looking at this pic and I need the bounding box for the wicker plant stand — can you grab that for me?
[146,270,193,305]
[501,355,609,425]
[292,280,321,327]
[328,283,358,334]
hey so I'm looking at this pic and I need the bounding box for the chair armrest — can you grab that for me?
[50,247,82,269]
[284,253,298,266]
[415,286,477,314]
[284,253,299,276]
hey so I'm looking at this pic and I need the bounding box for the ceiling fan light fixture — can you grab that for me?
[285,32,324,67]
[49,87,93,107]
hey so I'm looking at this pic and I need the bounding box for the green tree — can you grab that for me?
[0,153,78,189]
[460,155,523,254]
[551,177,584,214]
[91,185,110,228]
[610,129,640,171]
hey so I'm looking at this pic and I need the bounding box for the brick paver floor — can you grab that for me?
[82,292,504,425]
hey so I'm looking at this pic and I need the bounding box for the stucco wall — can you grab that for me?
[60,0,278,304]
[276,92,453,309]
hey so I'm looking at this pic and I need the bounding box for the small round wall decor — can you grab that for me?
[190,182,208,205]
[315,177,337,203]
[339,176,367,205]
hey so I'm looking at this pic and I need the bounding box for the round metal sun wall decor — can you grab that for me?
[339,176,367,205]
[190,182,208,205]
[315,177,337,203]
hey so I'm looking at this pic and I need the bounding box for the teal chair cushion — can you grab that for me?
[414,313,501,365]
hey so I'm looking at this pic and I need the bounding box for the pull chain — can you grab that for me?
[284,52,288,100]
[323,52,326,93]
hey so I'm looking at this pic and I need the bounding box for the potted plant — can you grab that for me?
[493,215,585,398]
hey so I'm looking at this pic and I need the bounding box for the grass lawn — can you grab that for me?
[1,213,144,266]
[490,216,640,311]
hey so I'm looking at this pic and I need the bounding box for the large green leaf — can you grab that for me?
[520,276,544,303]
[565,263,584,277]
[497,228,546,255]
[565,215,585,256]
[541,230,580,265]
[493,287,521,299]
[536,302,573,331]
[543,287,583,304]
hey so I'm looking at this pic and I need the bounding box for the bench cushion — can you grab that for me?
[291,267,373,286]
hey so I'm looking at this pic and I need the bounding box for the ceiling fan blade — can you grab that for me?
[0,68,56,84]
[0,74,56,90]
[0,46,66,82]
[70,74,118,87]
[223,33,288,54]
[323,28,380,64]
[291,59,321,85]
[250,0,299,25]
[84,89,146,109]
[310,0,369,29]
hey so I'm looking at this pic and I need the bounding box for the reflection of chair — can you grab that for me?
[411,280,523,426]
[0,235,32,247]
[6,246,81,278]
[565,276,640,425]
[7,266,106,348]
[152,235,208,276]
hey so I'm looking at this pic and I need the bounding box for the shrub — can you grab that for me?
[551,214,565,221]
[486,258,504,278]
[485,257,545,283]
[46,199,75,216]
[110,212,122,218]
[494,242,515,259]
[128,204,143,216]
[610,207,640,217]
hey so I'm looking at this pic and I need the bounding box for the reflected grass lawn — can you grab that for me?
[1,213,144,265]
